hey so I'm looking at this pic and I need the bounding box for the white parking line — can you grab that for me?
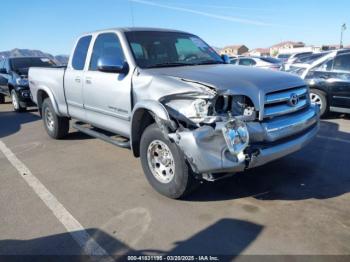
[0,140,110,258]
[317,135,350,144]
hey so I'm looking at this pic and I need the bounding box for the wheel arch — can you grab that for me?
[130,100,171,157]
[36,87,60,117]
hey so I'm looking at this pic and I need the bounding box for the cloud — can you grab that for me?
[130,0,277,27]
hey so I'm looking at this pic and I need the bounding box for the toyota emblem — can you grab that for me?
[288,93,299,107]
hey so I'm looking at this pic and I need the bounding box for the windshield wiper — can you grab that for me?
[147,62,191,68]
[194,60,225,65]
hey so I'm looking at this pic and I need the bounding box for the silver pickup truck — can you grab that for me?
[29,28,320,198]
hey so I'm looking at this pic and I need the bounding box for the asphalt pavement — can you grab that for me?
[0,97,350,259]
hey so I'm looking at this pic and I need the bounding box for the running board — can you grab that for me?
[73,121,130,149]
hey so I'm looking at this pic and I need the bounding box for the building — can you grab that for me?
[249,48,270,57]
[220,45,249,56]
[270,41,305,56]
[321,44,342,51]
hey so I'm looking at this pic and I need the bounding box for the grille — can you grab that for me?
[264,86,309,118]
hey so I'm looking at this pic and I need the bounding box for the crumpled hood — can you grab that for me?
[142,64,306,110]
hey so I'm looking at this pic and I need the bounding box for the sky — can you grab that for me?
[1,0,350,55]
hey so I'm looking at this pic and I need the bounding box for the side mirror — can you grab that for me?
[221,54,231,64]
[0,68,7,74]
[97,56,129,74]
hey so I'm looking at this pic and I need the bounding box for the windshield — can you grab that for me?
[125,31,223,68]
[295,52,329,64]
[278,54,291,59]
[10,57,56,71]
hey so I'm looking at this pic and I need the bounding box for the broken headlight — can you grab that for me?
[164,97,216,124]
[191,99,210,118]
[214,95,256,120]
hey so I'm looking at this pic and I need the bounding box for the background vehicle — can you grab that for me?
[283,51,314,71]
[230,56,282,70]
[284,49,350,116]
[304,50,350,116]
[277,53,292,62]
[0,57,56,111]
[29,28,319,199]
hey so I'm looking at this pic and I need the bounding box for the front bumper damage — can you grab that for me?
[169,104,320,175]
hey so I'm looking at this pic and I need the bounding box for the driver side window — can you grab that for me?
[89,33,125,71]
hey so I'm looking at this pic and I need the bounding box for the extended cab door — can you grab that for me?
[64,35,92,121]
[83,32,132,137]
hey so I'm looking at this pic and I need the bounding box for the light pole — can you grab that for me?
[340,23,347,48]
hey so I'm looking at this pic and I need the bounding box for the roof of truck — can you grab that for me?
[85,27,190,35]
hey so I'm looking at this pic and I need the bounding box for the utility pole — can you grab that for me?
[340,23,347,48]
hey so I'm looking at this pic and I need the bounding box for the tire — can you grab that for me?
[42,98,69,139]
[310,89,328,117]
[0,94,5,104]
[11,90,26,112]
[140,123,199,199]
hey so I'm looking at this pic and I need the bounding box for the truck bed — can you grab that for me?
[29,67,69,116]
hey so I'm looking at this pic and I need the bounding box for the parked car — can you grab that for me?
[285,49,350,116]
[276,53,292,63]
[282,52,331,76]
[293,52,330,64]
[282,52,314,71]
[230,56,282,70]
[0,57,57,111]
[29,28,319,199]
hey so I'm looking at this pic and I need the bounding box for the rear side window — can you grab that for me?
[89,33,124,71]
[72,35,92,70]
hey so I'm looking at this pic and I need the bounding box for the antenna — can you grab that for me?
[129,0,135,27]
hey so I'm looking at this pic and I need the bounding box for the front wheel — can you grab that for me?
[140,123,199,199]
[310,89,328,117]
[11,90,26,112]
[42,98,69,139]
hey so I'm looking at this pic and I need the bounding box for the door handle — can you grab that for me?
[75,77,81,83]
[85,77,92,84]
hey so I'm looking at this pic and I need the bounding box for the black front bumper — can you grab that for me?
[16,87,35,107]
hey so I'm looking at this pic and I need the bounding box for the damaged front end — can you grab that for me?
[159,83,320,181]
[160,86,259,179]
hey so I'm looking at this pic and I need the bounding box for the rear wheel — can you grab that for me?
[11,90,26,112]
[0,94,5,104]
[140,123,199,199]
[310,89,328,117]
[42,98,69,139]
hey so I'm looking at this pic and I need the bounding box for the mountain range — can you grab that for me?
[0,48,69,65]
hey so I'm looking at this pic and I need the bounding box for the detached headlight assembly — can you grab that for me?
[222,118,249,161]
